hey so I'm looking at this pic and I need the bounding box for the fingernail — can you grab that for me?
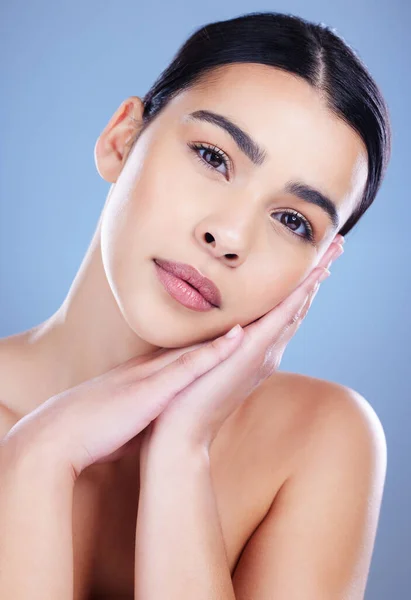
[225,324,242,338]
[325,244,344,270]
[332,244,344,260]
[317,268,331,283]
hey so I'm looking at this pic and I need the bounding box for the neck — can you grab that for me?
[10,212,162,416]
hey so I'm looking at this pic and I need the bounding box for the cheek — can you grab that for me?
[230,263,306,327]
[128,146,201,227]
[101,144,203,283]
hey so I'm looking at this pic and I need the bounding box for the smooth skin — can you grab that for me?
[1,64,367,411]
[0,63,386,599]
[0,248,331,600]
[4,253,332,476]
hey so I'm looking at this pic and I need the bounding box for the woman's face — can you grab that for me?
[96,63,368,348]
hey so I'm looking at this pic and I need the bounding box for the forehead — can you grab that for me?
[166,62,368,223]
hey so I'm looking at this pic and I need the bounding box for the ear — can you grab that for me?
[94,96,145,183]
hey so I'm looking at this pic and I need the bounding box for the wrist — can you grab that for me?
[1,427,76,486]
[141,430,210,475]
[145,419,212,457]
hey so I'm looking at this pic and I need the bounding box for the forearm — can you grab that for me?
[134,440,236,600]
[0,439,75,600]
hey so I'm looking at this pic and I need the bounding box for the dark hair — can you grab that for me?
[138,11,391,238]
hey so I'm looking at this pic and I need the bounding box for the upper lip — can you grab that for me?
[154,258,222,307]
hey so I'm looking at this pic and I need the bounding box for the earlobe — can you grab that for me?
[94,96,145,183]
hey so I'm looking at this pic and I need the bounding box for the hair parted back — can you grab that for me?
[135,11,391,238]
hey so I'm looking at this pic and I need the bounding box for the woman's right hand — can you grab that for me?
[2,237,344,481]
[1,323,245,480]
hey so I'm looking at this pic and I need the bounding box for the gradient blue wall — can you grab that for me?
[1,1,409,597]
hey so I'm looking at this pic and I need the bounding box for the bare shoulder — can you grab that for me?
[255,369,387,477]
[231,371,387,597]
[0,328,47,415]
[267,369,386,424]
[0,331,40,440]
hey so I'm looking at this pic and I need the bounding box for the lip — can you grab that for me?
[153,258,222,308]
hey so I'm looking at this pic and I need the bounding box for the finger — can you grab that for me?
[245,265,329,345]
[318,241,344,271]
[274,277,322,349]
[119,241,343,386]
[293,242,343,325]
[122,241,342,371]
[129,242,344,377]
[132,324,245,408]
[121,337,216,383]
[246,238,345,345]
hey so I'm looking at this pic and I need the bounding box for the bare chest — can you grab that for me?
[73,379,299,600]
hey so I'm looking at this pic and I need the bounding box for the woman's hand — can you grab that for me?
[143,238,344,451]
[1,329,244,479]
[2,238,343,479]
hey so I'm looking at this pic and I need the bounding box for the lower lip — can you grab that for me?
[153,260,217,312]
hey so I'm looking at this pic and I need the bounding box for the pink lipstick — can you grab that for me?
[153,258,221,311]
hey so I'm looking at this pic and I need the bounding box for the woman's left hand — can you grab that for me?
[141,238,344,453]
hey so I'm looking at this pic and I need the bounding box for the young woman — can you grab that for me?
[0,10,391,600]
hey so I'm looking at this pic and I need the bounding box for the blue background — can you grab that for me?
[1,1,409,597]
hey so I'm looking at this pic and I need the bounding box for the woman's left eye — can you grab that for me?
[271,210,315,243]
[188,142,231,178]
[188,142,315,244]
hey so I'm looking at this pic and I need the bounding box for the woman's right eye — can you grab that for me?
[188,142,232,179]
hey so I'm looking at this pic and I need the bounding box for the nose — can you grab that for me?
[196,211,256,267]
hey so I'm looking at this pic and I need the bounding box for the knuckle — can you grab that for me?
[298,302,310,322]
[273,349,284,371]
[258,347,283,380]
[277,322,296,347]
[209,337,229,361]
[287,295,310,328]
[287,312,300,327]
[176,350,197,370]
[240,331,264,363]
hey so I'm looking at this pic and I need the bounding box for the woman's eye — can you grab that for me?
[189,142,231,179]
[188,142,315,244]
[271,210,315,244]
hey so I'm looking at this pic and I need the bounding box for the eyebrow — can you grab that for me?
[187,109,340,231]
[188,109,267,166]
[284,182,340,231]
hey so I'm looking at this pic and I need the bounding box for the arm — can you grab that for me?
[0,432,76,600]
[134,436,236,600]
[231,387,387,599]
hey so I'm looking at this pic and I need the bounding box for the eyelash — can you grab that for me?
[187,141,316,244]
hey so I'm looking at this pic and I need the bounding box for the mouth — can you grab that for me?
[153,258,222,309]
